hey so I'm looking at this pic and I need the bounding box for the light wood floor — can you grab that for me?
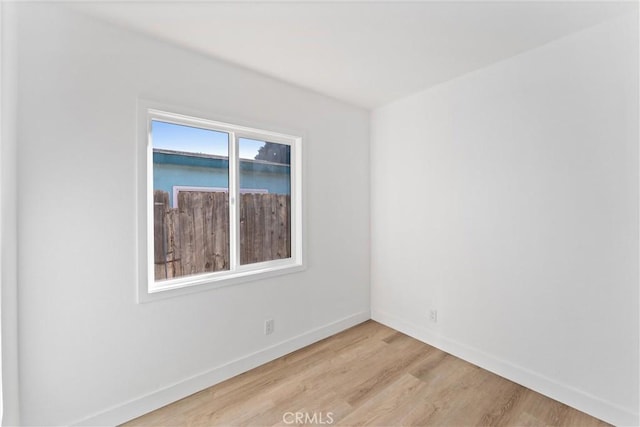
[123,321,609,426]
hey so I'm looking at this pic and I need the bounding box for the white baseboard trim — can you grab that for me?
[71,311,370,427]
[371,309,638,427]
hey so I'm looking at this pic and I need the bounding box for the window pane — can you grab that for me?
[239,138,291,265]
[152,120,230,281]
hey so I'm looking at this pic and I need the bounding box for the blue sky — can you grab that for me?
[152,120,264,160]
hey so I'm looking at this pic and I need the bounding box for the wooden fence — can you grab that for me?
[154,190,291,280]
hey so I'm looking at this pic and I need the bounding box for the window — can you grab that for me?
[141,107,303,298]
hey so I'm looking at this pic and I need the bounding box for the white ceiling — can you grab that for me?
[71,1,637,109]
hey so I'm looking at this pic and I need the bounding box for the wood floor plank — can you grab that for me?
[122,321,611,427]
[397,358,491,426]
[342,334,430,407]
[337,374,428,426]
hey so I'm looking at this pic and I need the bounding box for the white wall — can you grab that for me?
[371,13,638,426]
[1,1,20,425]
[15,4,369,425]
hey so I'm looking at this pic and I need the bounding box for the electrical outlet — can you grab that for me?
[265,319,275,335]
[429,309,438,323]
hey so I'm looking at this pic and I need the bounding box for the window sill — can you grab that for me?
[138,261,305,303]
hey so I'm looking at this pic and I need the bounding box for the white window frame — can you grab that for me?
[138,104,304,302]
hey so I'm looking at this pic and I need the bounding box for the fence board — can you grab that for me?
[178,191,194,276]
[278,194,290,258]
[213,192,229,271]
[166,209,182,277]
[269,195,278,259]
[202,193,214,272]
[241,193,257,265]
[154,191,169,280]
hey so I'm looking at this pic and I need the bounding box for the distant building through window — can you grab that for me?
[152,148,290,207]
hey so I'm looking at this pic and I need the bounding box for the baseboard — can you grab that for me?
[71,311,370,427]
[371,309,638,427]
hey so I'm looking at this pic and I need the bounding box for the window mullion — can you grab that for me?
[228,131,240,271]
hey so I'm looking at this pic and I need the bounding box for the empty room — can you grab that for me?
[0,1,638,426]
